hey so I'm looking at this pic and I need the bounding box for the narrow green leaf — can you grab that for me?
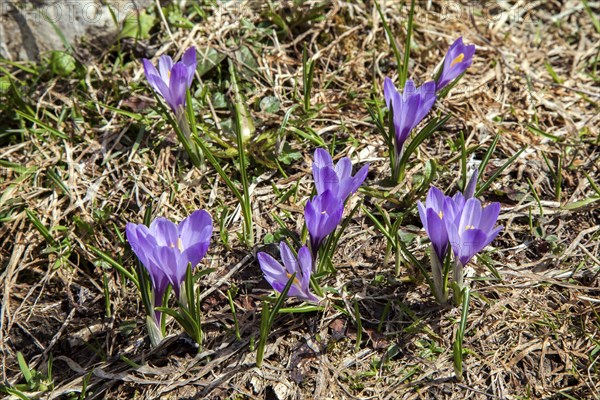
[582,0,600,33]
[478,134,499,176]
[400,0,417,87]
[176,301,202,345]
[476,147,526,196]
[103,272,111,318]
[15,110,68,139]
[229,60,254,246]
[527,124,563,142]
[25,209,56,246]
[2,387,30,400]
[584,172,600,196]
[363,207,395,246]
[88,245,138,288]
[100,103,145,122]
[562,196,600,210]
[268,273,296,326]
[555,153,562,202]
[277,104,301,136]
[319,199,362,274]
[277,305,325,313]
[256,301,270,367]
[229,59,255,143]
[227,289,241,340]
[42,15,74,54]
[526,178,544,217]
[193,136,244,201]
[119,355,142,369]
[17,352,32,384]
[544,62,563,84]
[287,126,326,147]
[374,1,403,77]
[453,287,471,380]
[46,167,70,196]
[185,263,196,319]
[366,102,388,142]
[398,240,435,291]
[143,203,153,226]
[302,46,315,112]
[156,307,195,336]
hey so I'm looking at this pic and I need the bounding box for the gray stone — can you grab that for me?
[0,0,153,61]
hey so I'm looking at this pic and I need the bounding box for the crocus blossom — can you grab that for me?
[463,168,478,199]
[418,168,481,260]
[125,223,170,313]
[312,148,369,202]
[436,37,476,91]
[126,210,213,304]
[383,78,437,157]
[445,198,502,267]
[418,186,452,302]
[417,186,451,263]
[304,190,344,254]
[142,46,197,112]
[257,242,320,303]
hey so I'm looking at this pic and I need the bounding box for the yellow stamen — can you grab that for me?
[170,238,184,251]
[321,210,327,215]
[465,225,475,230]
[168,70,171,78]
[450,53,465,67]
[286,272,301,286]
[438,210,444,219]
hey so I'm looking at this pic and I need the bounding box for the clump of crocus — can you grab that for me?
[383,78,437,181]
[257,242,320,303]
[126,210,212,313]
[418,170,501,302]
[143,46,197,113]
[312,148,369,203]
[305,191,344,256]
[307,148,369,259]
[436,37,476,91]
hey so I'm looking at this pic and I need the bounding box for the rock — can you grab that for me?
[0,0,153,61]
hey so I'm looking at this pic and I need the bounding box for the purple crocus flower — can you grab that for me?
[463,168,478,199]
[439,169,479,228]
[417,186,450,263]
[312,148,369,202]
[126,210,213,307]
[436,37,476,91]
[304,190,344,254]
[257,242,320,303]
[418,169,481,261]
[142,46,197,113]
[126,225,170,315]
[444,198,502,267]
[383,78,437,157]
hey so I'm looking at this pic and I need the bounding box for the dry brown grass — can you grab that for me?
[1,0,599,399]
